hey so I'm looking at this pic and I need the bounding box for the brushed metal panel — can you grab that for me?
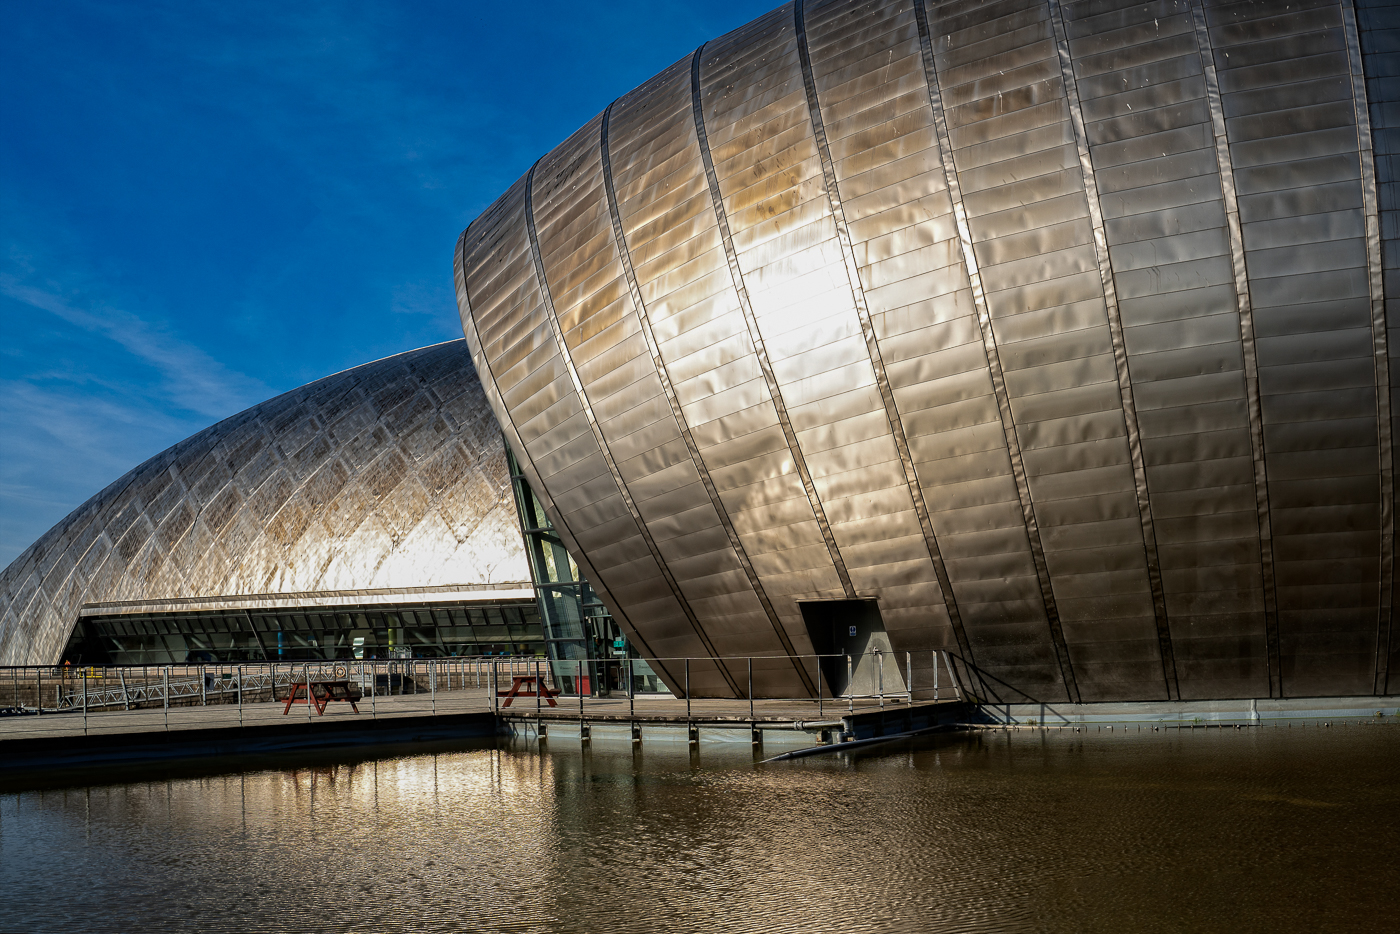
[605,97,816,682]
[1210,0,1379,698]
[1343,0,1394,696]
[523,158,747,694]
[916,0,1077,700]
[460,187,683,684]
[690,42,857,608]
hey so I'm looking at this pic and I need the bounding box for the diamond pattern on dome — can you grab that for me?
[0,340,528,665]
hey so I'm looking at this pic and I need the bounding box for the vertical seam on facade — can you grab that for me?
[792,0,974,664]
[598,102,815,694]
[1343,0,1395,697]
[1047,0,1178,701]
[913,0,1079,703]
[522,163,742,695]
[454,228,672,684]
[1190,1,1282,698]
[688,44,857,600]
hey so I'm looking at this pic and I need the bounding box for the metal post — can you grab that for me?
[238,665,244,727]
[36,667,41,717]
[431,660,437,715]
[878,651,885,708]
[847,655,853,714]
[371,662,377,718]
[748,657,754,720]
[491,660,498,714]
[907,651,913,705]
[82,668,88,736]
[685,658,691,720]
[305,665,312,721]
[577,659,583,717]
[816,655,823,717]
[201,665,207,707]
[628,658,634,719]
[163,666,169,730]
[933,650,939,702]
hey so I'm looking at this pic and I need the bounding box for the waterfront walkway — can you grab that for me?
[0,685,940,743]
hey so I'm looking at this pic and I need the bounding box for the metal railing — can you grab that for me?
[0,650,966,740]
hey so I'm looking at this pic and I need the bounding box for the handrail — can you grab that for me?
[0,650,968,742]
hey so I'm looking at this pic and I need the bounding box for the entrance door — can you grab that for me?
[800,599,906,697]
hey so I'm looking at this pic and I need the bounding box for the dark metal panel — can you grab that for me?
[1180,0,1286,698]
[1210,0,1380,698]
[1355,0,1400,693]
[1062,0,1269,700]
[1345,0,1395,696]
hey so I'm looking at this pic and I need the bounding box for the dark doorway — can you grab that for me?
[800,599,903,697]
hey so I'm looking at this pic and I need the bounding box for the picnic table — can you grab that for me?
[282,679,361,715]
[497,675,559,707]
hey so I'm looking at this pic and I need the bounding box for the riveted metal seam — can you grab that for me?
[912,0,1078,704]
[1190,1,1281,699]
[454,225,673,686]
[688,44,857,600]
[1342,0,1395,697]
[792,0,973,664]
[598,102,815,695]
[1047,0,1178,701]
[521,164,740,695]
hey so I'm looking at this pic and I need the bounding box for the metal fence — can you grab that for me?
[0,650,965,740]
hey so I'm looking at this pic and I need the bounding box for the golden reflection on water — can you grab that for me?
[1,727,1398,933]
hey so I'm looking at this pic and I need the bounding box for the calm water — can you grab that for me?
[2,726,1397,933]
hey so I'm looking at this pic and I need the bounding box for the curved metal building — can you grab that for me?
[456,0,1400,701]
[0,341,529,665]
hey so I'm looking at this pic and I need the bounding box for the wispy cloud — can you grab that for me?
[1,265,270,420]
[0,236,273,566]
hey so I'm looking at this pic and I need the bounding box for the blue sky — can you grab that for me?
[0,0,774,566]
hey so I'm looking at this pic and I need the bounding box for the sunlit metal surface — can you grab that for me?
[457,0,1398,701]
[0,341,529,666]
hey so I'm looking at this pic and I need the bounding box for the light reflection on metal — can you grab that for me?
[522,158,740,694]
[688,43,857,601]
[794,0,966,664]
[912,0,1075,702]
[456,0,1400,701]
[598,101,803,676]
[454,199,667,688]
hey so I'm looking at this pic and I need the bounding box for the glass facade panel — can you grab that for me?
[61,599,544,666]
[505,438,663,695]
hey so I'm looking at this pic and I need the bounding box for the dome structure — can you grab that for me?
[456,0,1400,701]
[0,341,529,665]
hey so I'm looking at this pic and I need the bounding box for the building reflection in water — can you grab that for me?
[2,730,1398,933]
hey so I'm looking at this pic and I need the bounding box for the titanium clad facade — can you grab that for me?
[457,0,1400,701]
[0,341,530,666]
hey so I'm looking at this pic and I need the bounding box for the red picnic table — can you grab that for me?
[282,680,361,715]
[497,675,559,707]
